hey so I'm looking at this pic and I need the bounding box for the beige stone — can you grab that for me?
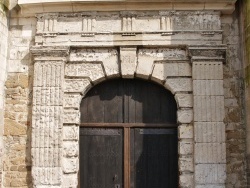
[165,78,192,94]
[195,164,226,184]
[195,143,226,163]
[179,140,193,155]
[120,47,137,78]
[4,119,27,136]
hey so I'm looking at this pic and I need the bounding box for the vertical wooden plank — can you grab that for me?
[124,128,130,188]
[80,128,123,188]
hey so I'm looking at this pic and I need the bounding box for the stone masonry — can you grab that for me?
[0,3,9,187]
[0,0,248,188]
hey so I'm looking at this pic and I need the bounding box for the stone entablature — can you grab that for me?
[34,11,223,46]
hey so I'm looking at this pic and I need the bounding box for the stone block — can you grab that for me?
[62,158,78,174]
[64,79,91,94]
[64,110,80,124]
[63,141,79,157]
[177,109,193,124]
[120,47,137,78]
[195,143,226,163]
[193,80,224,96]
[192,62,223,80]
[64,94,82,109]
[178,124,193,139]
[195,164,226,184]
[4,119,27,136]
[194,122,225,143]
[65,63,105,83]
[62,174,78,188]
[179,140,193,155]
[63,125,79,141]
[152,62,191,82]
[32,167,62,185]
[179,156,194,173]
[194,96,225,122]
[69,48,119,78]
[196,185,225,188]
[32,148,62,167]
[165,78,192,94]
[175,94,193,108]
[179,174,194,188]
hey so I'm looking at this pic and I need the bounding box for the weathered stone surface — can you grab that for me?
[152,62,191,82]
[62,158,78,174]
[63,126,79,141]
[62,174,78,188]
[165,78,192,94]
[195,143,226,163]
[64,79,91,94]
[136,48,187,79]
[63,141,78,157]
[193,80,224,96]
[65,63,105,83]
[179,140,193,155]
[195,164,226,184]
[192,62,223,80]
[178,124,193,139]
[179,156,194,172]
[64,94,82,109]
[177,109,193,124]
[194,122,225,143]
[64,110,80,124]
[4,119,27,136]
[120,47,137,78]
[175,94,193,108]
[32,167,62,185]
[196,185,225,188]
[179,174,194,188]
[194,96,225,122]
[69,48,119,78]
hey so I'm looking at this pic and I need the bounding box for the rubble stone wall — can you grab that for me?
[0,3,9,188]
[3,8,35,188]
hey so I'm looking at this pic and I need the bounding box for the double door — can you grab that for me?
[80,79,178,188]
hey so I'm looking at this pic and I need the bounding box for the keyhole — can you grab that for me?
[115,184,120,188]
[113,174,118,181]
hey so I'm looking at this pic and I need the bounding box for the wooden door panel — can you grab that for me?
[80,128,123,188]
[131,128,178,188]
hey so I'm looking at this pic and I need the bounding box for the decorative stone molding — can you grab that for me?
[18,1,236,16]
[29,9,228,188]
[34,11,224,46]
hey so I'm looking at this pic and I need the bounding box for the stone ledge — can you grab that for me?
[18,1,235,16]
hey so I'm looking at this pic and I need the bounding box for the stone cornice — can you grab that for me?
[30,46,70,61]
[18,0,236,15]
[188,45,227,63]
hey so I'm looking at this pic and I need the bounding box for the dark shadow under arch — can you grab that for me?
[79,78,178,188]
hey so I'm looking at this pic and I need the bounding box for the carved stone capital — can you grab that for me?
[188,45,227,63]
[30,46,70,61]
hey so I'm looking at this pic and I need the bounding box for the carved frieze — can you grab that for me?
[35,11,222,46]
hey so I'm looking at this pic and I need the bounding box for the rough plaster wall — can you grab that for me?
[221,4,247,188]
[2,8,35,188]
[0,4,9,188]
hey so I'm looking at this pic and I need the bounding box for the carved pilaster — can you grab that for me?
[188,45,227,187]
[31,46,69,187]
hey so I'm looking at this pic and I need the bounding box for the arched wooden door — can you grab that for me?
[80,79,178,188]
